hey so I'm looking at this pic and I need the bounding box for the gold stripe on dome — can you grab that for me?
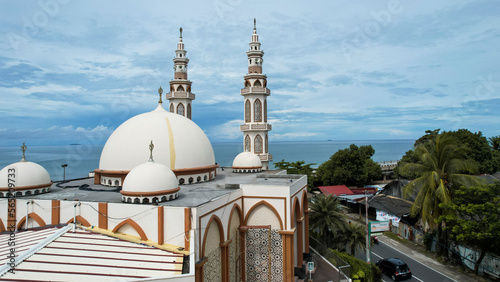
[165,117,176,169]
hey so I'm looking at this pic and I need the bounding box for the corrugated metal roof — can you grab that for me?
[0,226,183,281]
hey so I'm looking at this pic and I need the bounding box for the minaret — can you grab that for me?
[167,27,195,119]
[240,19,272,170]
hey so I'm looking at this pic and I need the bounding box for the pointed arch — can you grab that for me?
[293,197,302,222]
[177,103,185,116]
[254,135,263,154]
[254,99,262,122]
[245,135,251,152]
[169,103,174,113]
[253,80,261,87]
[201,214,225,258]
[177,85,185,92]
[244,200,284,230]
[187,86,191,92]
[17,212,47,230]
[264,99,267,122]
[245,80,251,88]
[245,99,251,122]
[0,218,6,233]
[293,196,303,267]
[227,204,243,239]
[187,103,192,119]
[66,215,91,227]
[301,189,308,216]
[112,219,148,241]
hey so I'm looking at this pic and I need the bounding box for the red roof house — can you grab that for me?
[318,185,354,196]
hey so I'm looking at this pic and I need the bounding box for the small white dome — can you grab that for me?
[0,160,52,196]
[99,104,215,172]
[121,161,180,204]
[232,152,262,172]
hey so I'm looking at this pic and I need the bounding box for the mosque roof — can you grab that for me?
[0,226,184,280]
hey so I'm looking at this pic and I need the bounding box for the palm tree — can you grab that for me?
[398,133,481,254]
[342,223,366,256]
[488,135,500,151]
[309,194,348,247]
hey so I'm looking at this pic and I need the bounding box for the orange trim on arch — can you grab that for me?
[17,212,47,230]
[201,214,224,258]
[66,215,91,227]
[244,200,284,230]
[301,190,308,214]
[112,218,148,241]
[227,203,243,239]
[0,218,5,233]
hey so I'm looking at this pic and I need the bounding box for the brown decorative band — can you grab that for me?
[120,187,180,197]
[0,182,52,191]
[232,166,262,169]
[96,164,218,177]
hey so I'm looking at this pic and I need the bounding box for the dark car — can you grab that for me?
[376,258,412,281]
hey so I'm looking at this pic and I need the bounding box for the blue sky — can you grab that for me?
[1,0,499,146]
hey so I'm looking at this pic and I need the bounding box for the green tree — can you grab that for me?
[398,133,481,255]
[309,194,348,247]
[440,184,500,275]
[488,135,500,151]
[342,223,366,256]
[317,144,382,187]
[274,159,316,190]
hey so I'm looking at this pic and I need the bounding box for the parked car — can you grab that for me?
[376,258,412,281]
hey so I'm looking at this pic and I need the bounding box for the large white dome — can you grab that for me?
[98,104,216,174]
[0,160,52,197]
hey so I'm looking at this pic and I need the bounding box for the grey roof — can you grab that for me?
[24,169,301,208]
[381,179,416,201]
[367,194,413,218]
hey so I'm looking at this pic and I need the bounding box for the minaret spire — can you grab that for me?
[149,140,155,162]
[167,27,195,119]
[240,19,272,169]
[158,86,163,104]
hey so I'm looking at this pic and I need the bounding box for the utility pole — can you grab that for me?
[365,190,370,264]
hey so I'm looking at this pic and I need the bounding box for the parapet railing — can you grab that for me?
[309,236,350,281]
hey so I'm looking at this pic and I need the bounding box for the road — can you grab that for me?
[357,237,457,282]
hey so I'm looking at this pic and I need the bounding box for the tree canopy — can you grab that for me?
[274,160,315,190]
[316,144,382,187]
[439,184,500,275]
[397,129,500,176]
[309,194,347,247]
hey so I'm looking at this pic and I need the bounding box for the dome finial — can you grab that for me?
[179,27,183,39]
[21,142,27,162]
[158,86,163,104]
[253,18,256,30]
[149,140,155,162]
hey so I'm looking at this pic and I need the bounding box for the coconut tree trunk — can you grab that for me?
[474,248,487,275]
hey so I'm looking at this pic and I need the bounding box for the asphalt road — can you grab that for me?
[358,240,457,282]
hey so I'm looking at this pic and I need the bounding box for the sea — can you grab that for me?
[0,140,415,181]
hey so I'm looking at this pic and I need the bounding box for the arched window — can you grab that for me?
[245,81,251,88]
[114,180,119,186]
[255,135,263,153]
[177,103,185,116]
[265,135,268,153]
[169,103,174,113]
[254,99,262,122]
[187,104,192,119]
[245,135,251,152]
[177,85,185,92]
[170,86,174,92]
[245,100,251,122]
[253,80,261,87]
[187,86,191,92]
[264,100,267,122]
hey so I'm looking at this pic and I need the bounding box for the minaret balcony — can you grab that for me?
[258,154,272,161]
[240,124,272,131]
[166,92,196,100]
[240,87,271,96]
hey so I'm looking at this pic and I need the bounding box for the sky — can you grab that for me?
[0,0,499,146]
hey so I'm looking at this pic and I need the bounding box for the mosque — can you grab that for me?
[0,21,309,281]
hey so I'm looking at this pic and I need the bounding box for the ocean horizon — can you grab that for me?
[0,139,415,181]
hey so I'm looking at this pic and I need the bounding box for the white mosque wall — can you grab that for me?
[163,206,186,248]
[0,200,7,230]
[108,203,158,241]
[60,201,99,226]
